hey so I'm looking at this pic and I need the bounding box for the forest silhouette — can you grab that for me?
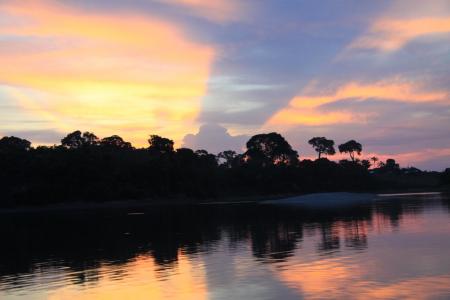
[0,131,448,207]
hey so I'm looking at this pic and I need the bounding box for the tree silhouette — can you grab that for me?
[0,130,442,208]
[0,136,31,153]
[218,150,238,168]
[195,149,209,157]
[308,137,336,159]
[370,156,379,167]
[148,135,174,154]
[244,132,298,166]
[338,140,362,162]
[195,150,218,167]
[442,168,450,185]
[61,131,99,149]
[82,132,99,146]
[385,158,400,171]
[360,159,371,170]
[176,147,196,158]
[100,135,132,150]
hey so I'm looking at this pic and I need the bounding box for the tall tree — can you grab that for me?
[148,135,174,154]
[218,150,238,168]
[308,137,336,159]
[61,131,99,149]
[244,132,298,166]
[0,136,31,153]
[338,140,362,162]
[82,132,99,146]
[360,159,371,170]
[370,156,379,167]
[195,150,218,167]
[100,135,132,149]
[385,158,400,170]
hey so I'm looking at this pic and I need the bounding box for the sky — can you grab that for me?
[0,0,449,170]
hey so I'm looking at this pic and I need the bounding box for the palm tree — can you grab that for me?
[370,156,379,167]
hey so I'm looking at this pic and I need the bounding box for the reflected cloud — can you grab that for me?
[48,253,207,300]
[357,275,450,299]
[0,195,449,299]
[275,260,450,299]
[275,258,359,298]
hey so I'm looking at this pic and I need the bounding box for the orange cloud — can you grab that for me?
[266,80,447,127]
[0,0,215,146]
[348,17,450,52]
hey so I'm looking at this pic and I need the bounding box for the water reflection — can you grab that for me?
[0,193,449,299]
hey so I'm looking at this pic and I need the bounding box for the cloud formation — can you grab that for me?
[0,128,63,145]
[0,0,449,170]
[0,0,214,145]
[348,17,450,52]
[266,80,448,127]
[182,124,248,154]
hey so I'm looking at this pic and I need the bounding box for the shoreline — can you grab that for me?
[0,188,447,214]
[0,193,292,214]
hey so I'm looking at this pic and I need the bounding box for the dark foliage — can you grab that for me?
[61,131,99,149]
[100,135,133,150]
[148,135,174,154]
[244,132,298,167]
[0,136,31,153]
[441,168,450,186]
[0,131,445,207]
[338,140,362,162]
[308,137,335,159]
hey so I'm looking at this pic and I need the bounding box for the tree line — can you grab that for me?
[0,131,446,206]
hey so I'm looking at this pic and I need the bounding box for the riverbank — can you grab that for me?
[0,193,291,214]
[0,189,446,214]
[261,192,377,208]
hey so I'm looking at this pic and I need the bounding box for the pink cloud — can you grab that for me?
[348,17,450,52]
[265,79,447,127]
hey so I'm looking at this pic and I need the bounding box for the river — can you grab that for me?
[1,192,449,299]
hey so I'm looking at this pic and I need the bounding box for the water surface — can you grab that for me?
[1,193,449,299]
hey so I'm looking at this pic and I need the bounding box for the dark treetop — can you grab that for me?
[0,132,447,207]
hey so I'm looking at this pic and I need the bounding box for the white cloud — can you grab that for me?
[182,124,248,154]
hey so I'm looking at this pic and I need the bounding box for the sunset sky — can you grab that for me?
[1,0,449,170]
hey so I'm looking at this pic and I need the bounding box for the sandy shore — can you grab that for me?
[261,192,377,208]
[0,191,443,214]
